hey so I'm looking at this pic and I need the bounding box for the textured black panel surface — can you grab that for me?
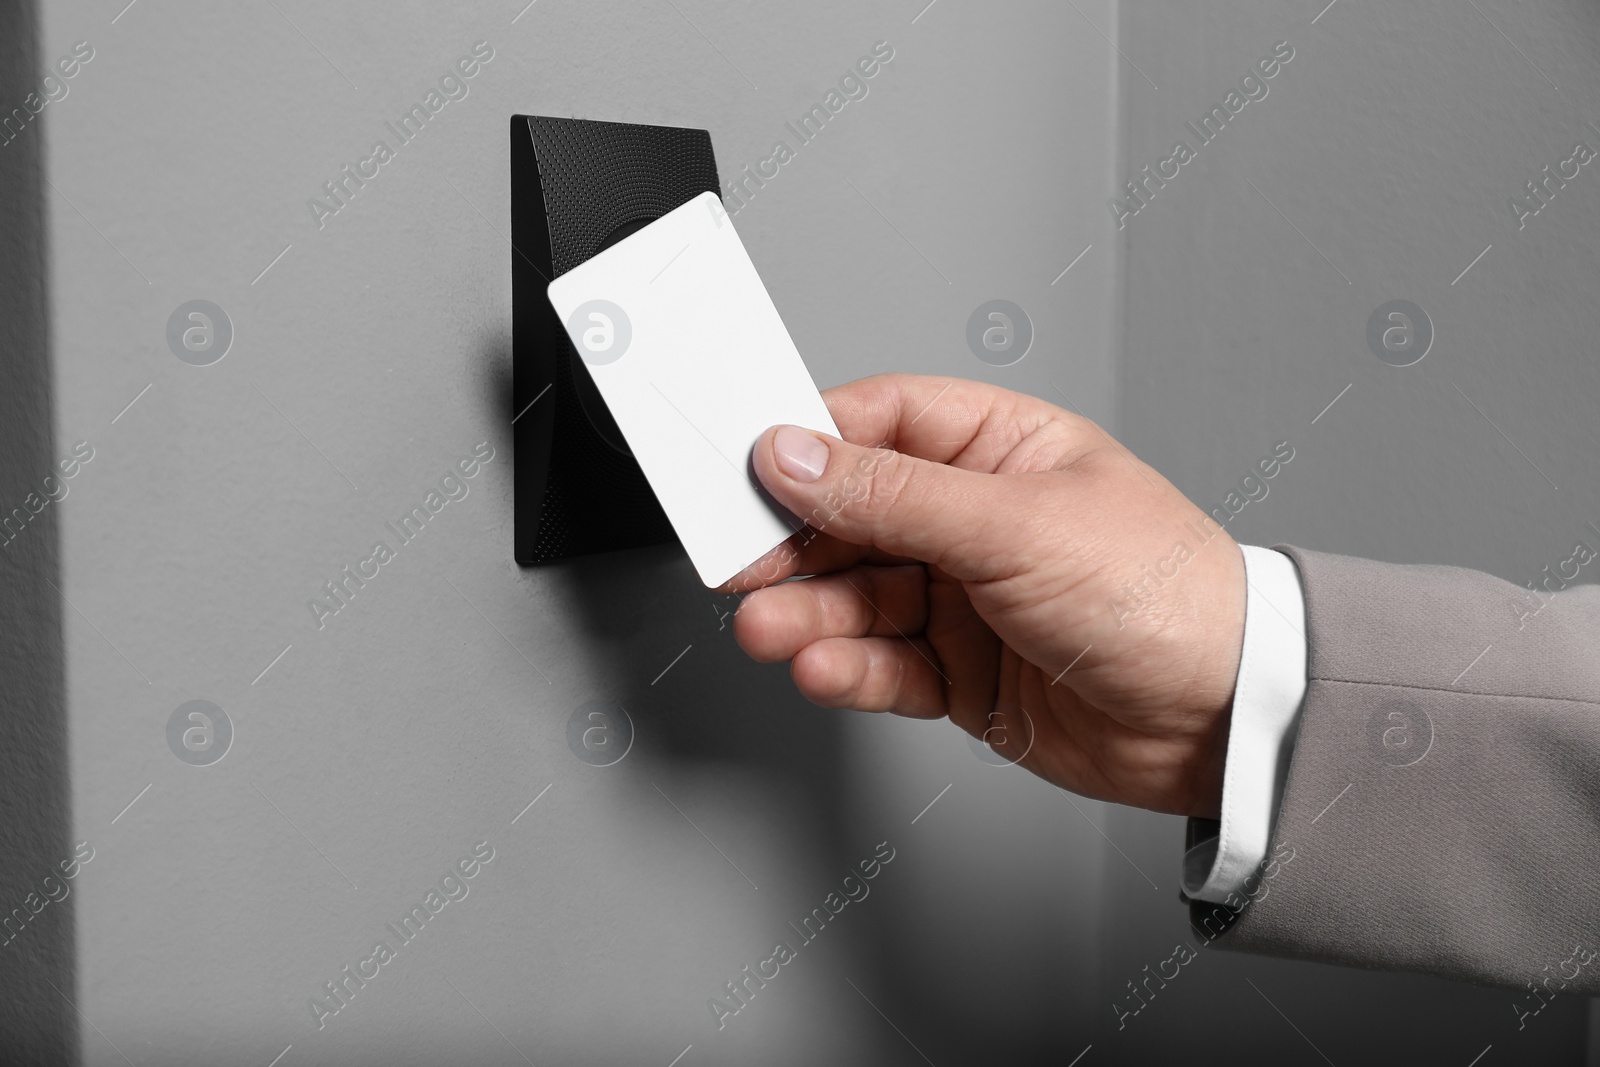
[512,116,722,566]
[530,116,719,274]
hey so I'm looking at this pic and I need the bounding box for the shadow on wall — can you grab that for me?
[540,545,900,1044]
[0,0,78,1061]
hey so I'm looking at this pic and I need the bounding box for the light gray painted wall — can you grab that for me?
[27,0,1590,1062]
[1114,0,1598,1062]
[32,1,1124,1064]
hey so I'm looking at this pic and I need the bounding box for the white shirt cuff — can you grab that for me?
[1182,545,1308,904]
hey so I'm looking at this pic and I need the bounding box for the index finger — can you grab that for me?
[717,529,915,595]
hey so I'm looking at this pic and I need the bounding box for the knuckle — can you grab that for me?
[813,577,854,638]
[863,451,919,525]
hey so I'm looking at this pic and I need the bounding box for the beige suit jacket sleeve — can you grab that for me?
[1192,546,1600,995]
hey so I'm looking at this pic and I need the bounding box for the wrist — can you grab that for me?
[1181,534,1248,818]
[1182,705,1231,819]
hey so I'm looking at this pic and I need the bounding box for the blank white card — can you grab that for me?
[546,192,840,587]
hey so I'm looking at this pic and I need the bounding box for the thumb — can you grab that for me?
[753,424,1012,580]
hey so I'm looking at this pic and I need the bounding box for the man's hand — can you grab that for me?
[724,374,1246,819]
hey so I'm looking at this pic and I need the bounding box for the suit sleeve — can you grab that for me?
[1191,545,1600,996]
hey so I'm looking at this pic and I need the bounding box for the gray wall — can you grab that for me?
[14,0,1596,1062]
[1115,0,1598,1062]
[28,0,1124,1064]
